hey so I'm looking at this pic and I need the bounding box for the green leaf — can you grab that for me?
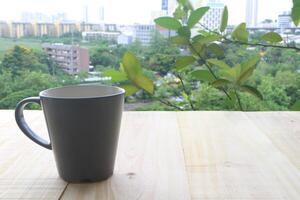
[207,59,231,69]
[177,26,191,38]
[261,32,283,43]
[225,90,237,107]
[196,35,220,44]
[154,17,182,30]
[240,55,261,72]
[236,66,255,84]
[220,6,228,32]
[175,56,196,70]
[169,36,190,45]
[189,41,204,55]
[292,0,300,26]
[240,85,263,100]
[121,84,140,97]
[191,69,215,82]
[207,43,224,57]
[122,52,142,80]
[187,7,209,28]
[103,69,127,83]
[231,23,249,42]
[211,78,231,88]
[291,100,300,111]
[134,74,154,94]
[122,52,154,94]
[236,55,261,84]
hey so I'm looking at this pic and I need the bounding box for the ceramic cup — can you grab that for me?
[15,85,125,182]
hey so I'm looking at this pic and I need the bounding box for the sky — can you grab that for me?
[0,0,292,25]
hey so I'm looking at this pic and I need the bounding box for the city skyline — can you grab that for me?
[0,0,292,25]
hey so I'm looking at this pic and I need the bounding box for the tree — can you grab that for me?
[1,45,48,76]
[145,31,180,75]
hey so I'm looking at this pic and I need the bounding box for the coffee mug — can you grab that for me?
[15,85,125,182]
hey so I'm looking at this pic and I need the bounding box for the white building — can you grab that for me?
[245,0,258,27]
[117,34,133,45]
[82,31,120,41]
[278,12,292,29]
[201,0,224,30]
[133,24,155,45]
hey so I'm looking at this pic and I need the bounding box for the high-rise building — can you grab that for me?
[201,0,224,30]
[245,0,258,27]
[133,24,155,45]
[99,6,105,22]
[278,11,292,29]
[161,0,177,16]
[84,6,89,23]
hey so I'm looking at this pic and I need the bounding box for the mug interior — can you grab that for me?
[40,85,125,99]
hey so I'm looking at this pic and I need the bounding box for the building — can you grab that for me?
[42,43,89,75]
[55,22,78,36]
[80,23,102,32]
[133,24,155,45]
[9,22,34,38]
[0,21,10,37]
[201,0,224,30]
[245,0,258,27]
[117,34,133,45]
[161,0,177,16]
[33,23,57,37]
[278,12,292,29]
[82,31,120,42]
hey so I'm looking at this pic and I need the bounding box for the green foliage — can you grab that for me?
[187,7,209,28]
[169,36,190,45]
[175,56,196,70]
[1,45,48,76]
[103,69,127,82]
[191,70,215,82]
[291,100,300,111]
[220,6,228,32]
[292,0,300,26]
[231,23,249,42]
[154,17,182,30]
[122,52,154,94]
[261,32,283,43]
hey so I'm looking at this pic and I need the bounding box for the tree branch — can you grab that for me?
[157,98,184,111]
[198,23,300,51]
[234,90,244,111]
[188,42,232,100]
[175,73,196,110]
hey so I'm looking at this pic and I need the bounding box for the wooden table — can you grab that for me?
[0,111,299,199]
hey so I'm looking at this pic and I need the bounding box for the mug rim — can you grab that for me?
[39,84,125,99]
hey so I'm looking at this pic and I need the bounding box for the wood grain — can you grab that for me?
[1,110,300,200]
[177,111,300,199]
[0,111,66,200]
[61,112,190,200]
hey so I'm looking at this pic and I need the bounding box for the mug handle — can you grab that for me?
[15,97,52,150]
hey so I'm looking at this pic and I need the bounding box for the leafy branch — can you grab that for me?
[107,0,300,111]
[198,23,300,51]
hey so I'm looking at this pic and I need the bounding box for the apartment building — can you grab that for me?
[133,24,155,45]
[33,23,57,37]
[42,43,89,75]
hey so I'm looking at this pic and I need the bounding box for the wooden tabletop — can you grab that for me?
[0,111,299,199]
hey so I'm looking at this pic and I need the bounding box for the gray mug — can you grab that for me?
[15,85,125,182]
